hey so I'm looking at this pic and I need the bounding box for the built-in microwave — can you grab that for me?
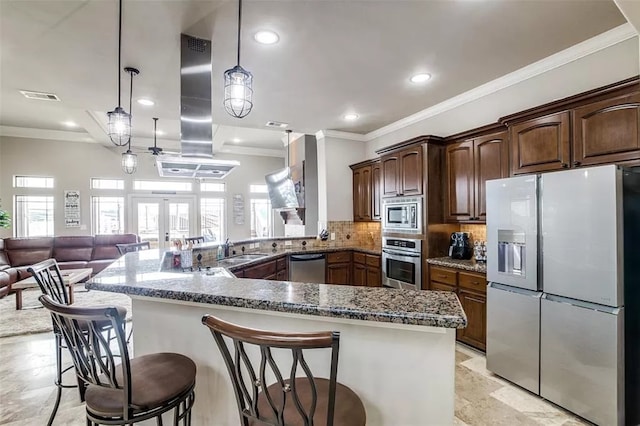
[382,197,422,234]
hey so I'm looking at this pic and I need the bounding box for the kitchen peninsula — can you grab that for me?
[87,248,467,425]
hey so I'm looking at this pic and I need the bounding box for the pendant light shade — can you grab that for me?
[121,147,138,174]
[107,0,130,146]
[223,0,253,118]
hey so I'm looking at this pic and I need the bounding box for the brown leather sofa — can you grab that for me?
[0,234,138,299]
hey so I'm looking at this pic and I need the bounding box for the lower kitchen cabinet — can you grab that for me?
[429,265,487,351]
[353,262,367,286]
[326,251,352,285]
[233,255,287,281]
[353,252,381,287]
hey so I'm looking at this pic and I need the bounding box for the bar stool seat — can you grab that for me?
[251,378,366,426]
[85,352,196,418]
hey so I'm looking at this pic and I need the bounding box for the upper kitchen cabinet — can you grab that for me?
[509,111,571,175]
[445,126,508,222]
[350,159,380,222]
[573,92,640,167]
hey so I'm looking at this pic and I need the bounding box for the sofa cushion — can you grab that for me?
[2,267,18,284]
[58,261,90,270]
[53,236,94,262]
[0,239,10,269]
[5,237,54,267]
[92,234,138,260]
[0,270,11,298]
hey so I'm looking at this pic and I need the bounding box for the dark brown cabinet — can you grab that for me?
[353,262,367,286]
[429,265,487,351]
[326,251,352,285]
[353,252,381,287]
[510,111,571,175]
[446,131,508,222]
[381,146,423,197]
[573,92,640,167]
[350,160,381,222]
[233,255,287,281]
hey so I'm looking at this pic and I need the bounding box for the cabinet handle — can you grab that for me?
[471,281,479,285]
[561,163,569,168]
[438,275,448,279]
[573,161,581,167]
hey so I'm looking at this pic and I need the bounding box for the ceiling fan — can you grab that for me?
[147,117,163,156]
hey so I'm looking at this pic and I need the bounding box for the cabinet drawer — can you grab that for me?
[353,252,366,265]
[459,271,487,293]
[365,254,381,267]
[276,257,287,271]
[430,281,456,292]
[243,260,277,279]
[327,251,351,264]
[430,266,457,286]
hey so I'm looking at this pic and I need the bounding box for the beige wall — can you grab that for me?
[0,136,284,240]
[366,37,640,156]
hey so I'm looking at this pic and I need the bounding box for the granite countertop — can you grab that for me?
[427,257,487,274]
[86,249,467,329]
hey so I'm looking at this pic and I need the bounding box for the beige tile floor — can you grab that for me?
[0,333,590,426]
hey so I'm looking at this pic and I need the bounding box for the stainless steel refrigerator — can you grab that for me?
[486,165,640,426]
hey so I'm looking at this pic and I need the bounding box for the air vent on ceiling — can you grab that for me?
[266,121,288,128]
[19,90,61,101]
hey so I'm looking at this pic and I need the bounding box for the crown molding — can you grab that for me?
[364,23,638,142]
[315,129,368,142]
[0,125,95,142]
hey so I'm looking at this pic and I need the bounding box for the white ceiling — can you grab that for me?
[0,0,627,156]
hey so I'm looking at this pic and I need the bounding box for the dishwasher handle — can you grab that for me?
[289,254,326,262]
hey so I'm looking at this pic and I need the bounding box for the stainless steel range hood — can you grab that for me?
[157,34,239,179]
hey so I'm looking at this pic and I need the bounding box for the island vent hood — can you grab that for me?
[157,34,239,179]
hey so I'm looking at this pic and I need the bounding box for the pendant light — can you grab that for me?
[107,0,131,146]
[121,67,139,174]
[223,0,253,118]
[147,117,163,155]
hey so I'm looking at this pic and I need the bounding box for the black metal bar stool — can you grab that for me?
[202,315,366,426]
[40,295,196,425]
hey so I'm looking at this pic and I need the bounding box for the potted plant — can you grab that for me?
[0,207,10,229]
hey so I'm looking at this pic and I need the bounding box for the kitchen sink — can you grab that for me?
[218,253,269,265]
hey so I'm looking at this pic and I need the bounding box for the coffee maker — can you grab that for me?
[449,232,473,259]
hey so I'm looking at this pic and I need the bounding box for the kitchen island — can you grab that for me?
[87,249,467,425]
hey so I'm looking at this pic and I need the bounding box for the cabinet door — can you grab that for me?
[381,155,400,197]
[372,162,382,221]
[510,111,570,175]
[276,270,288,281]
[457,289,487,351]
[326,263,351,285]
[445,141,474,222]
[430,281,456,292]
[366,267,381,287]
[573,92,640,167]
[361,166,372,220]
[474,131,508,221]
[353,263,367,286]
[399,146,423,196]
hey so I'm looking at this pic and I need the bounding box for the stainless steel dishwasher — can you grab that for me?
[289,254,326,283]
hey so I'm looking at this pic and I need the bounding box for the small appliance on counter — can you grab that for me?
[449,232,472,259]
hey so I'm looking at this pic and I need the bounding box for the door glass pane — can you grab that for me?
[250,199,272,238]
[92,196,124,234]
[201,198,224,242]
[169,202,190,243]
[137,203,160,249]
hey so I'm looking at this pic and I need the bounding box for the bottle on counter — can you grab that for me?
[217,245,223,260]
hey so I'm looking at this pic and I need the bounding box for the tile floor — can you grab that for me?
[0,333,590,425]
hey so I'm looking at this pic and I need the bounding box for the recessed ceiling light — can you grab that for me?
[343,113,359,121]
[410,73,432,83]
[232,138,241,143]
[155,130,165,136]
[62,121,77,127]
[254,30,279,45]
[137,98,155,106]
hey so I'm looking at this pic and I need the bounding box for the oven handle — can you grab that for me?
[382,249,421,258]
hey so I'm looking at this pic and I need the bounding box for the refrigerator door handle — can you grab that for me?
[542,293,621,315]
[489,282,542,297]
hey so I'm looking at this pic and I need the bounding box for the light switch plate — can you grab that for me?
[284,240,292,246]
[331,233,336,240]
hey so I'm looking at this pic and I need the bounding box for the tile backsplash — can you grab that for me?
[460,224,487,245]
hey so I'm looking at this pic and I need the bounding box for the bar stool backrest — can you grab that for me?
[185,236,205,244]
[27,258,69,305]
[116,241,151,255]
[202,315,341,426]
[39,295,134,419]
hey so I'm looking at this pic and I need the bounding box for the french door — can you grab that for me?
[130,196,196,249]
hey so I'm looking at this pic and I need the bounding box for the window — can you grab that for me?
[250,184,269,194]
[14,195,54,237]
[201,198,225,242]
[133,180,192,192]
[91,178,124,190]
[92,197,124,234]
[200,182,226,192]
[250,199,272,238]
[14,176,54,188]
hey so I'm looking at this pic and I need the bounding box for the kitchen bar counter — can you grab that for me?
[427,256,487,274]
[87,249,465,425]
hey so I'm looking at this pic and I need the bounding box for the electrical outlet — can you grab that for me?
[330,232,336,241]
[284,240,292,246]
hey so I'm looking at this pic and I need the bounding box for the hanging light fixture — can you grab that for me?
[121,67,139,174]
[147,117,163,155]
[223,0,253,118]
[107,0,131,146]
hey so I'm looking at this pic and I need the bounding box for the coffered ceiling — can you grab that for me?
[0,0,628,155]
